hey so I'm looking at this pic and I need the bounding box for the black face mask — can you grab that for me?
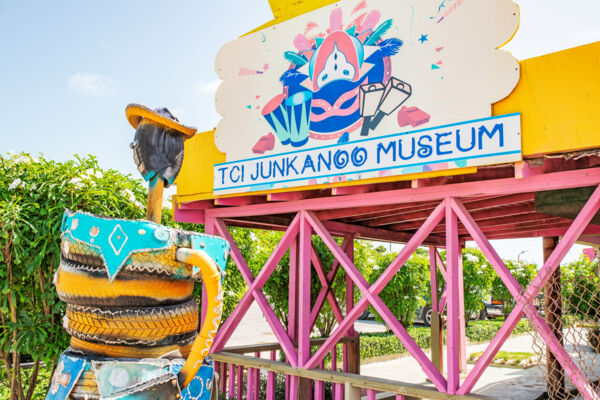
[130,122,185,187]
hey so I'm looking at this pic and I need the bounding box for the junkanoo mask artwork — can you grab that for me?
[214,0,522,195]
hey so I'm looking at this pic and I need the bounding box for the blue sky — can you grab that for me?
[1,0,599,266]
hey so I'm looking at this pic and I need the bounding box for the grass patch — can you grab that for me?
[469,351,537,368]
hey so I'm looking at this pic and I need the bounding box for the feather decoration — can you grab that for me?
[329,8,343,32]
[379,38,404,57]
[359,10,381,35]
[364,19,392,46]
[284,51,308,67]
[293,34,312,53]
[280,69,307,85]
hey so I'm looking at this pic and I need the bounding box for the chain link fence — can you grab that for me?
[530,264,600,400]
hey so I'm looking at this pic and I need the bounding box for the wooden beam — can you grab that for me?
[215,195,266,206]
[210,352,494,400]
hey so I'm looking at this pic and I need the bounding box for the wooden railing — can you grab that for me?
[212,339,497,400]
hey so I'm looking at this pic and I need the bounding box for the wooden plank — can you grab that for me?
[222,337,358,355]
[210,352,497,400]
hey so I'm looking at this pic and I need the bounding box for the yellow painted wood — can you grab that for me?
[175,129,225,200]
[493,41,600,157]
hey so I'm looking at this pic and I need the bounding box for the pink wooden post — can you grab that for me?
[367,389,376,400]
[331,347,337,399]
[451,190,600,399]
[247,366,255,400]
[314,359,325,400]
[289,231,299,400]
[429,246,439,312]
[298,211,313,398]
[344,235,358,374]
[335,383,344,400]
[445,199,461,394]
[254,352,260,400]
[228,363,235,399]
[458,244,467,372]
[236,365,243,400]
[266,351,276,400]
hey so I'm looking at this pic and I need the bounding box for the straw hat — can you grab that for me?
[125,104,197,136]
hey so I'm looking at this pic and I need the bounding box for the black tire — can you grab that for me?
[65,300,198,346]
[421,306,432,327]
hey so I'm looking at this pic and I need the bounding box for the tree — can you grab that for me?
[491,259,537,316]
[0,153,148,400]
[367,249,429,327]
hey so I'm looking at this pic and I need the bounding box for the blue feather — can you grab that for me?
[379,38,403,57]
[280,69,307,86]
[365,19,393,46]
[284,51,308,67]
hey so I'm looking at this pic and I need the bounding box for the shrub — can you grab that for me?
[0,153,148,399]
[491,260,537,316]
[561,256,600,321]
[367,250,429,327]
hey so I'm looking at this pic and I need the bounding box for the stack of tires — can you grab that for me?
[54,233,204,399]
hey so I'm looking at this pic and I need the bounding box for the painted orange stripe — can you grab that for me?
[57,268,193,301]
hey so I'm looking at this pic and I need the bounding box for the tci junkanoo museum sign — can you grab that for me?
[213,0,521,195]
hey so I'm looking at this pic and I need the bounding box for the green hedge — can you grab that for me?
[358,318,531,363]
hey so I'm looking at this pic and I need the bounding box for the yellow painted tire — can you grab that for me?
[56,261,194,307]
[65,300,198,346]
[70,369,99,400]
[69,336,193,359]
[61,239,201,281]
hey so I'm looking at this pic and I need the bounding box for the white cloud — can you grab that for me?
[68,73,115,96]
[196,79,221,95]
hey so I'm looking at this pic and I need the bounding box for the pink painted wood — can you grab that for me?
[315,359,325,400]
[335,383,344,400]
[173,207,205,224]
[344,235,356,373]
[445,200,461,394]
[429,246,439,312]
[267,351,276,400]
[436,248,447,281]
[457,245,467,372]
[438,286,447,314]
[310,237,351,329]
[367,389,376,400]
[451,190,600,399]
[236,365,243,400]
[228,363,235,399]
[246,366,254,400]
[310,244,344,327]
[332,347,337,399]
[299,211,312,367]
[203,168,600,219]
[212,218,299,365]
[304,207,448,391]
[254,352,260,400]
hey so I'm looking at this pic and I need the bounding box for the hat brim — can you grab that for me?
[125,104,197,136]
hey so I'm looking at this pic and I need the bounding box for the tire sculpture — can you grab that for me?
[46,105,229,400]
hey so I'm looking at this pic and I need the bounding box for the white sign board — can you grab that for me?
[213,0,521,195]
[214,113,521,193]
